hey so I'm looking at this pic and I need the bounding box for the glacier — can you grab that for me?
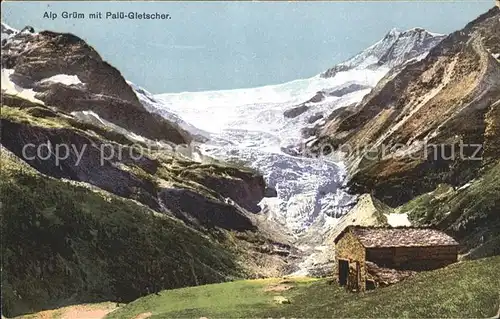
[130,28,446,241]
[130,27,446,273]
[132,70,387,236]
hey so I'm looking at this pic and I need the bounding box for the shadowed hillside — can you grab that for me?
[1,29,292,318]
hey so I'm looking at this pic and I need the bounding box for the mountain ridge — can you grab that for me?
[312,6,500,257]
[1,25,191,144]
[321,27,446,78]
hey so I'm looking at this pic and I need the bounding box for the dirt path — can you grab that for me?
[14,302,119,319]
[132,312,152,319]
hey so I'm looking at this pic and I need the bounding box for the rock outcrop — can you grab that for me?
[283,84,371,119]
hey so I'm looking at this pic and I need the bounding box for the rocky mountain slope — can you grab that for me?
[313,7,500,256]
[290,27,445,143]
[1,27,190,144]
[0,26,292,317]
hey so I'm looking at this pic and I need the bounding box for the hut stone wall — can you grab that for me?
[335,230,367,291]
[365,247,393,267]
[366,246,459,270]
[336,230,366,261]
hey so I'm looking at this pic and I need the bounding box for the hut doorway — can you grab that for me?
[355,262,362,291]
[338,259,349,286]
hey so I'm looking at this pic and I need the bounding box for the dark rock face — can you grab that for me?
[324,83,370,97]
[283,84,369,122]
[159,188,256,231]
[264,186,278,198]
[185,173,266,213]
[306,91,326,103]
[1,30,190,144]
[321,64,350,79]
[283,104,309,118]
[301,126,318,138]
[280,144,302,156]
[307,113,324,124]
[20,26,35,33]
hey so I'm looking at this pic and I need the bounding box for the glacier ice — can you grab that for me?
[129,27,446,273]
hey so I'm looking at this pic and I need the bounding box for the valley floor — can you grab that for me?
[14,256,499,319]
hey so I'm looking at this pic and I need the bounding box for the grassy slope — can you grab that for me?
[107,256,500,319]
[2,98,289,317]
[0,150,242,317]
[398,160,500,257]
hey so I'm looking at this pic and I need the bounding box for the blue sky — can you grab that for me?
[2,1,493,93]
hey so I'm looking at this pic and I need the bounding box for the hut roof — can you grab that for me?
[334,226,459,248]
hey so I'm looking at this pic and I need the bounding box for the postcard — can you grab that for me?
[1,1,499,318]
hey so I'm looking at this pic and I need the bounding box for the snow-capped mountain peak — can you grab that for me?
[1,22,18,41]
[321,27,446,78]
[386,27,401,37]
[378,27,446,66]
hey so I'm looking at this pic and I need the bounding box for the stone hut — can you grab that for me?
[333,226,459,292]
